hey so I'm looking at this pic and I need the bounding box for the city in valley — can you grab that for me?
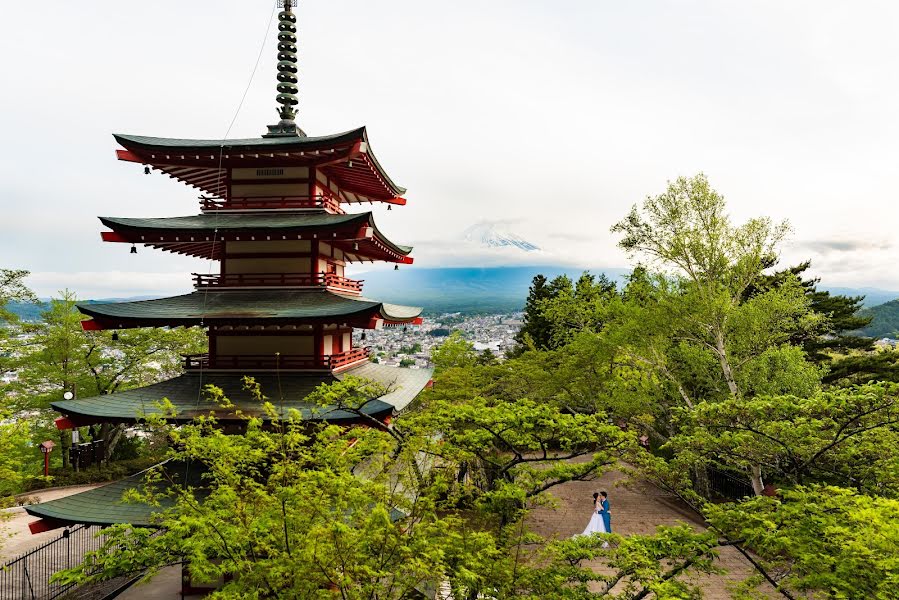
[359,313,524,369]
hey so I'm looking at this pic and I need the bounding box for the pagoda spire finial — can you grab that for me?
[264,0,306,138]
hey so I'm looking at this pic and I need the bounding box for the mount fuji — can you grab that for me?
[462,223,541,252]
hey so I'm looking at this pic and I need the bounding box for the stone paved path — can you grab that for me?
[118,566,183,599]
[527,467,778,599]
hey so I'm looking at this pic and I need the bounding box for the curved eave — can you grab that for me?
[25,456,410,529]
[25,461,205,528]
[97,211,413,262]
[25,476,165,528]
[113,128,366,153]
[48,366,427,426]
[114,126,406,200]
[323,128,406,197]
[76,291,422,330]
[51,396,395,426]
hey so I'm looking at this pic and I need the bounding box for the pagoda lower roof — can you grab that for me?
[25,461,200,528]
[25,458,406,529]
[51,363,433,425]
[114,127,406,202]
[77,290,422,329]
[99,211,413,262]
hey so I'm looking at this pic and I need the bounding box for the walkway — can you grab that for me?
[1,485,102,561]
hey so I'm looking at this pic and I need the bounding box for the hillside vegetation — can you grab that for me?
[857,299,899,338]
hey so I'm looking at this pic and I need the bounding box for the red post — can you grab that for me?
[39,440,55,477]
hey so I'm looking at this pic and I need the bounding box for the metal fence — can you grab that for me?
[708,466,754,501]
[0,524,109,600]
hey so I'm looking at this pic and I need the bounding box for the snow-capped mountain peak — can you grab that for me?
[462,223,541,252]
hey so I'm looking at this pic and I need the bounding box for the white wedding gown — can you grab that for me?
[579,505,608,536]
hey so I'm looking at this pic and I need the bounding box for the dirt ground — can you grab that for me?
[526,467,779,599]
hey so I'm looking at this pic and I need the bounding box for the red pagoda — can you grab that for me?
[27,1,431,532]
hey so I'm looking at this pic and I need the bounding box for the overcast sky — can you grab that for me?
[2,1,898,298]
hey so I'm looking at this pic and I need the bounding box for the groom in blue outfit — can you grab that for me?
[598,491,612,533]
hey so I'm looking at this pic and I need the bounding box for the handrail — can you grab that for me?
[183,348,370,371]
[192,272,364,293]
[200,194,343,212]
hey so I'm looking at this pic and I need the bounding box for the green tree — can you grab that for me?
[747,260,898,384]
[539,272,618,348]
[430,331,477,373]
[476,348,498,365]
[58,378,723,599]
[0,269,37,376]
[667,382,899,494]
[514,273,553,351]
[707,486,899,597]
[408,390,635,525]
[611,174,821,494]
[0,268,37,323]
[12,290,205,463]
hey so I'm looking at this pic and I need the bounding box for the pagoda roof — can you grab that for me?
[99,211,413,262]
[115,129,364,151]
[114,127,406,202]
[25,462,200,528]
[25,458,407,528]
[77,290,422,329]
[51,364,433,425]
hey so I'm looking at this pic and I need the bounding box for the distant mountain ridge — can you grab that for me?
[4,297,161,322]
[821,287,899,308]
[5,271,899,320]
[361,266,629,313]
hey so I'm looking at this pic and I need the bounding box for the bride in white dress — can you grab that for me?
[578,492,608,536]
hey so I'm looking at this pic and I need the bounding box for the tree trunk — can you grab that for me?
[692,464,712,499]
[714,331,740,397]
[749,464,765,496]
[99,423,125,461]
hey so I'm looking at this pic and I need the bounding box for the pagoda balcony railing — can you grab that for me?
[183,347,371,371]
[200,194,342,213]
[193,272,364,294]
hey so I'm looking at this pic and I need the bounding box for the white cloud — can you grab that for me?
[3,1,899,292]
[27,272,191,300]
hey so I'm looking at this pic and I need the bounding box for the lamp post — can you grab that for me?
[39,441,56,477]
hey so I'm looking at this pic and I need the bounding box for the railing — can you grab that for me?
[329,347,372,370]
[707,466,754,501]
[0,525,109,600]
[200,194,342,213]
[69,439,105,472]
[192,272,363,294]
[183,347,370,371]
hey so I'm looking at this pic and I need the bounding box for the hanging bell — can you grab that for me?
[387,205,392,211]
[361,332,366,341]
[394,264,399,271]
[130,244,138,254]
[111,332,119,341]
[144,166,151,175]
